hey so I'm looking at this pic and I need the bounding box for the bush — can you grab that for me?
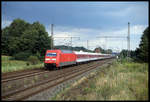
[28,55,39,65]
[38,55,45,61]
[35,52,44,61]
[12,52,31,61]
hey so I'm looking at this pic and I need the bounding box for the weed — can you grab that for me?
[44,74,48,78]
[24,79,28,84]
[34,75,39,81]
[32,80,35,84]
[7,85,12,89]
[83,87,91,93]
[52,60,148,100]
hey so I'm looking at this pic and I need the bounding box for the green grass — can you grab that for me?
[2,55,44,73]
[52,60,148,100]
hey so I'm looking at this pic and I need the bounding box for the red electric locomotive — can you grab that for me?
[44,50,76,68]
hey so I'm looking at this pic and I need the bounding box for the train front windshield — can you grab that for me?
[46,53,57,57]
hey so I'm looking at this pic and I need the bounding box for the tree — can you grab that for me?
[94,47,104,53]
[94,47,112,54]
[119,49,137,60]
[8,18,30,37]
[119,49,128,58]
[28,22,51,56]
[137,27,149,62]
[1,18,51,60]
[2,19,31,55]
[106,49,112,54]
[1,27,10,54]
[94,48,101,53]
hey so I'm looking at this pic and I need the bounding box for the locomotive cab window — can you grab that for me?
[46,53,57,57]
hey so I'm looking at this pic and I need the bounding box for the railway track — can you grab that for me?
[2,60,100,95]
[2,60,99,83]
[2,70,50,83]
[2,58,114,100]
[2,60,100,96]
[2,68,43,78]
[1,62,99,95]
[2,68,45,80]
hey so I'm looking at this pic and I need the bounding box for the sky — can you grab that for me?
[2,1,149,52]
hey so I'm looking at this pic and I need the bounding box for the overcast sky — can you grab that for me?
[2,1,148,52]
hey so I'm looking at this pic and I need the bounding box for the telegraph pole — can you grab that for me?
[70,37,73,50]
[87,40,89,50]
[51,24,54,49]
[127,22,130,61]
[70,37,72,47]
[105,37,108,50]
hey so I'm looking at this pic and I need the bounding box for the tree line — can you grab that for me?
[2,18,148,63]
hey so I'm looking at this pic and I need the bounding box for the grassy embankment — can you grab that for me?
[52,59,148,100]
[2,55,44,73]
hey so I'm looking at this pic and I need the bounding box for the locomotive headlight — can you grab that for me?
[52,58,56,60]
[45,58,50,61]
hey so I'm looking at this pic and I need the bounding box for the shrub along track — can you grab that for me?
[2,58,114,101]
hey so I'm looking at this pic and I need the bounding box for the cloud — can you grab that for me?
[105,3,148,17]
[46,24,147,52]
[131,25,147,35]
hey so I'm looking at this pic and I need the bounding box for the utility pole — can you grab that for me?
[51,24,54,49]
[70,37,72,47]
[127,22,130,61]
[70,37,73,50]
[87,40,89,50]
[105,37,107,50]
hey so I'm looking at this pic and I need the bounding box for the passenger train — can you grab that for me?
[44,49,114,69]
